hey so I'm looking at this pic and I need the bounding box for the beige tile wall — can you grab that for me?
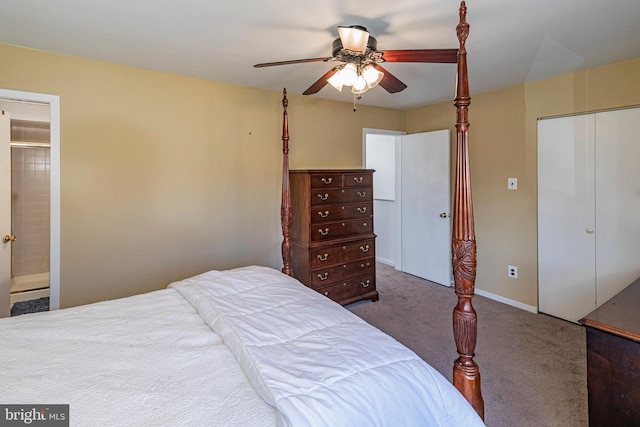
[11,146,50,277]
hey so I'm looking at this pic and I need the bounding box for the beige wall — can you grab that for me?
[3,40,639,311]
[0,43,405,308]
[407,57,640,308]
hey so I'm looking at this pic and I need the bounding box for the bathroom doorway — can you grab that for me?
[0,89,60,317]
[10,112,51,313]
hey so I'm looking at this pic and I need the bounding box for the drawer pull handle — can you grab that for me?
[318,210,329,218]
[360,262,371,268]
[361,280,370,288]
[321,177,333,184]
[357,191,366,198]
[317,253,328,261]
[362,222,367,227]
[324,291,329,296]
[319,228,329,236]
[357,207,367,214]
[354,176,364,183]
[360,245,370,252]
[318,193,329,201]
[318,273,329,281]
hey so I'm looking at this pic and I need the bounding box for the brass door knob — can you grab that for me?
[3,235,16,243]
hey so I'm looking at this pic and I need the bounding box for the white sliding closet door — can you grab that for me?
[594,108,640,305]
[538,107,640,323]
[538,114,596,322]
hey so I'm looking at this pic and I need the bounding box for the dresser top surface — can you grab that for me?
[580,277,640,342]
[291,169,375,174]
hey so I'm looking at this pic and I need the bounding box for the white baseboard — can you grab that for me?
[475,288,538,314]
[375,257,395,267]
[375,259,538,314]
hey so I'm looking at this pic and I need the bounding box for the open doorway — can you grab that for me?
[363,127,452,287]
[0,89,60,316]
[362,128,404,267]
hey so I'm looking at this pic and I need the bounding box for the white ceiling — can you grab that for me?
[1,0,639,110]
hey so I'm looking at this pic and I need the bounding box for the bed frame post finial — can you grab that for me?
[452,1,484,420]
[281,89,293,276]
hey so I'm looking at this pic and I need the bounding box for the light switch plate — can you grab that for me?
[508,177,518,190]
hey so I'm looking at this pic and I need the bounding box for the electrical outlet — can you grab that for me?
[508,265,518,279]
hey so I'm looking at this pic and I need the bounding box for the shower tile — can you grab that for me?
[10,146,51,277]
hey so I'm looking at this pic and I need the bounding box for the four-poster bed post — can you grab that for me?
[281,89,293,277]
[279,1,483,420]
[452,1,484,419]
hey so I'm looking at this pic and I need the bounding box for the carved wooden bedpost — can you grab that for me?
[452,1,484,420]
[281,89,293,276]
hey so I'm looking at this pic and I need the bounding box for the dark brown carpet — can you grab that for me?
[348,263,588,427]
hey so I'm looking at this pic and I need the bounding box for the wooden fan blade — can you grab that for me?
[254,57,332,68]
[303,66,341,95]
[373,64,407,93]
[380,49,458,63]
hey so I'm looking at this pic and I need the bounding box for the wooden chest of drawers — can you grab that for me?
[290,169,379,305]
[580,278,640,426]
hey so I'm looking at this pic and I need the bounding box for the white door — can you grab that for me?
[400,130,451,286]
[0,111,11,317]
[538,115,596,322]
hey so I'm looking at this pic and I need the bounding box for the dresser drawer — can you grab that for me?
[310,258,375,288]
[310,202,373,224]
[311,239,375,269]
[311,218,373,241]
[311,187,372,205]
[315,275,376,303]
[309,173,343,189]
[343,172,373,188]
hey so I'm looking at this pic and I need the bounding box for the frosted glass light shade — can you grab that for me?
[352,75,368,94]
[337,26,369,53]
[327,72,344,91]
[362,65,384,88]
[340,63,358,86]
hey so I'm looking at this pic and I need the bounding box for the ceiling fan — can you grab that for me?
[254,25,459,96]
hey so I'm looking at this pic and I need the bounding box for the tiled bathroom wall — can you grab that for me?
[11,146,50,277]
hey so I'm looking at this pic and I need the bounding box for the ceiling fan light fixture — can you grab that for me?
[362,64,384,88]
[337,26,369,53]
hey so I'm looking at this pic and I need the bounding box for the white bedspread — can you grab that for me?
[170,265,484,427]
[0,286,275,426]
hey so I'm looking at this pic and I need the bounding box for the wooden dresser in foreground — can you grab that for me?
[579,277,640,426]
[290,169,378,305]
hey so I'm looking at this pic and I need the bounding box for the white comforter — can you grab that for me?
[0,281,275,426]
[1,265,484,426]
[170,266,484,427]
